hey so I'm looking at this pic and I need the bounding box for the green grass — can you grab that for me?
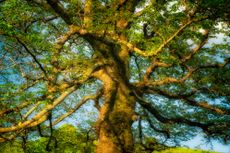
[153,147,219,153]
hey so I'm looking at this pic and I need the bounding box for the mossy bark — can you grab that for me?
[91,40,136,153]
[95,73,135,153]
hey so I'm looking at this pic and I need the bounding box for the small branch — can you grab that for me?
[137,66,196,87]
[181,30,209,63]
[144,59,172,81]
[0,101,31,118]
[52,89,103,126]
[22,101,42,120]
[0,129,24,143]
[133,54,142,80]
[114,19,193,57]
[46,111,57,151]
[144,111,170,139]
[25,16,58,32]
[15,37,48,78]
[137,115,143,143]
[197,58,230,69]
[133,1,156,18]
[54,25,81,53]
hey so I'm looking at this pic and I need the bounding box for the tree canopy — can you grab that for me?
[0,0,229,153]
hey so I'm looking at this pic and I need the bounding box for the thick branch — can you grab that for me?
[46,0,72,24]
[83,0,93,28]
[133,91,214,133]
[0,86,77,133]
[151,89,230,115]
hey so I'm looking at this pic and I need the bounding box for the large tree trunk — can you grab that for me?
[95,72,135,153]
[91,41,136,153]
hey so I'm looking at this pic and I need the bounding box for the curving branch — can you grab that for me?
[147,89,230,115]
[138,58,229,99]
[0,88,103,142]
[0,85,77,133]
[54,25,81,53]
[133,91,215,133]
[136,67,196,87]
[144,111,170,139]
[144,59,172,81]
[52,89,103,126]
[142,30,210,82]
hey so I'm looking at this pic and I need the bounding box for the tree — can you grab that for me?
[0,124,96,153]
[0,0,229,152]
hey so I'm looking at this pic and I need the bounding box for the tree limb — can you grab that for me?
[52,89,103,126]
[149,89,230,115]
[133,91,214,133]
[0,85,77,133]
[14,37,48,78]
[46,0,72,24]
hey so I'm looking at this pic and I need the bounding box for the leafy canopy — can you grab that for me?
[0,0,229,152]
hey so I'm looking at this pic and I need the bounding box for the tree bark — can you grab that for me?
[95,71,135,153]
[91,40,136,152]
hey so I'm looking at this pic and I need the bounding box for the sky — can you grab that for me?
[183,135,230,153]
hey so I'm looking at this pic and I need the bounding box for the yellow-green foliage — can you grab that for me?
[153,147,218,153]
[0,141,24,153]
[0,124,96,153]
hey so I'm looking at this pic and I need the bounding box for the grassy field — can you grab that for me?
[153,147,218,153]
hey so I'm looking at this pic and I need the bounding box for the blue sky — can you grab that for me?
[183,135,230,153]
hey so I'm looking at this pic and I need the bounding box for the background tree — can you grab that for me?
[0,0,229,153]
[0,124,96,153]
